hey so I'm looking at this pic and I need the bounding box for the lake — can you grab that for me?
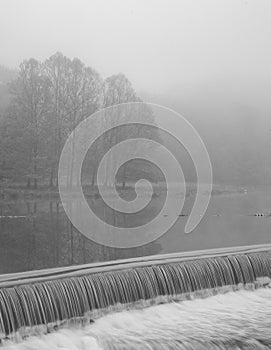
[0,187,271,274]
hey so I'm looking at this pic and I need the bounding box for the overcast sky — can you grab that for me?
[0,0,271,94]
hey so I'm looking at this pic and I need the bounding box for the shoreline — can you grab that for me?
[0,183,252,204]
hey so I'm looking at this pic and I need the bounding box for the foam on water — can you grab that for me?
[2,250,271,337]
[2,287,271,350]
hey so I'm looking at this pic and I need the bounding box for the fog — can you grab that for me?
[1,0,271,187]
[1,0,271,94]
[1,0,271,275]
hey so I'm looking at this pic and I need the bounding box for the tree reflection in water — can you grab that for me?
[0,199,161,274]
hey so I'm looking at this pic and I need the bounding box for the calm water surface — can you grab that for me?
[0,188,270,274]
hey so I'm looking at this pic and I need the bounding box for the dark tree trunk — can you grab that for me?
[49,169,55,188]
[26,178,31,189]
[122,164,126,188]
[91,170,96,189]
[56,174,59,188]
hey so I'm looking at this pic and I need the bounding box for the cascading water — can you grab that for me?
[2,285,271,349]
[0,246,271,346]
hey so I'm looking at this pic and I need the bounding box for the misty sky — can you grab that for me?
[1,0,271,94]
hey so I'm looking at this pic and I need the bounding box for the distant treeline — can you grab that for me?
[0,53,158,189]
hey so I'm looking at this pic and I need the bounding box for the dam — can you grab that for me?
[1,244,271,349]
[1,0,271,347]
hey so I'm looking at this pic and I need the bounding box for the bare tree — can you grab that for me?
[10,58,51,189]
[98,73,156,188]
[44,52,72,188]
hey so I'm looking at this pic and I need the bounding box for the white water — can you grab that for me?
[2,286,271,349]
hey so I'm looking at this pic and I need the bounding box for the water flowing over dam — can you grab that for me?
[1,0,270,348]
[3,287,271,350]
[0,244,271,348]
